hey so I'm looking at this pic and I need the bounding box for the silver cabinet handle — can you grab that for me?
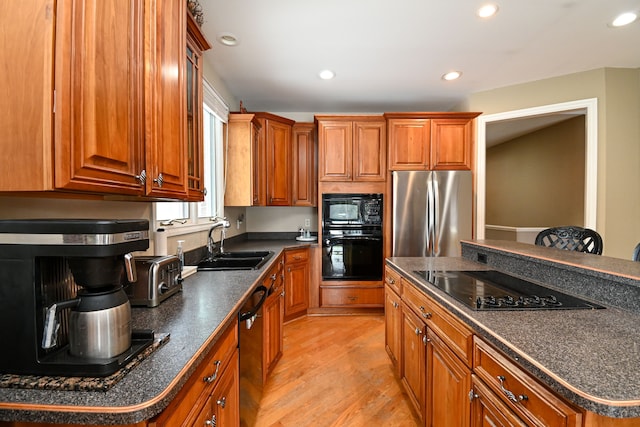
[216,396,226,408]
[203,360,221,383]
[205,415,216,426]
[135,169,146,185]
[497,375,528,403]
[419,305,432,319]
[153,173,164,187]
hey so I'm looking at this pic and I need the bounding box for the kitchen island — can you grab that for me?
[386,239,640,425]
[0,239,311,425]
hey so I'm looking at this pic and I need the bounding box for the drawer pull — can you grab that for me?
[386,277,395,285]
[419,305,432,319]
[205,415,217,426]
[393,301,399,309]
[415,327,423,336]
[203,360,222,383]
[217,396,226,408]
[497,375,528,403]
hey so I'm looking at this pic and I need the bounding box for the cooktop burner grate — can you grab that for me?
[413,270,605,311]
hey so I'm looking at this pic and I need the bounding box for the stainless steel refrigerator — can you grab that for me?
[392,170,472,257]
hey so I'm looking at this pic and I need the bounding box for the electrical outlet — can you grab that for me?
[304,218,311,227]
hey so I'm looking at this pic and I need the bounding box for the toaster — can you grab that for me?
[127,255,183,307]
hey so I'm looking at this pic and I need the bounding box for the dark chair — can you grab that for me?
[633,243,640,261]
[534,226,603,255]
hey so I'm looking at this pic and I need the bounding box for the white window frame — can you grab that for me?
[152,80,229,238]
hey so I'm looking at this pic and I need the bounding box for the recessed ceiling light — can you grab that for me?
[610,12,637,27]
[217,33,238,46]
[319,70,335,80]
[477,4,499,18]
[442,71,462,81]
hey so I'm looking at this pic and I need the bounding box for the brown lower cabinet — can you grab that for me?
[384,265,588,427]
[264,255,285,378]
[426,328,472,427]
[283,247,309,322]
[150,319,239,427]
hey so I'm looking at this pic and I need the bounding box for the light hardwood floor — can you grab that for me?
[254,315,420,427]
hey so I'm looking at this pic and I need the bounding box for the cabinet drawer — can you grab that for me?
[384,266,402,295]
[151,319,238,426]
[321,286,384,307]
[285,247,309,264]
[473,337,582,427]
[402,281,473,366]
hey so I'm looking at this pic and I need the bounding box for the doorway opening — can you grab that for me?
[475,98,598,239]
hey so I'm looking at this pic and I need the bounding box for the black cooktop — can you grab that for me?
[413,270,605,311]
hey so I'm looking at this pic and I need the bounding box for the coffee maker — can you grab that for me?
[0,219,153,377]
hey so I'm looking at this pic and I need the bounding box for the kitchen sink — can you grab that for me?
[214,250,272,259]
[196,251,273,271]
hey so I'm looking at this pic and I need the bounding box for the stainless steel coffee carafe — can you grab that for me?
[68,288,132,359]
[43,254,138,359]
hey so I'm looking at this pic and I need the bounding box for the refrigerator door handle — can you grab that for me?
[432,172,440,257]
[426,172,435,257]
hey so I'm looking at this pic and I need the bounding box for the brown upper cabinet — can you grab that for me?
[257,113,295,206]
[316,116,387,182]
[291,123,317,207]
[0,0,208,200]
[225,114,263,206]
[185,12,212,201]
[226,112,305,207]
[385,112,481,171]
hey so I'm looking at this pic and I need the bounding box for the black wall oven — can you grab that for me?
[322,193,383,281]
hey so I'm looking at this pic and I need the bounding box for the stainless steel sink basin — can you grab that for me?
[215,250,272,259]
[196,251,273,271]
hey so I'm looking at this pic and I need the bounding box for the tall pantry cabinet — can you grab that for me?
[0,0,209,200]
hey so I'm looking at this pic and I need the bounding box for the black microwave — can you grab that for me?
[321,193,383,226]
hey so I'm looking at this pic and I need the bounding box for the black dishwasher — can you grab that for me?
[239,285,267,427]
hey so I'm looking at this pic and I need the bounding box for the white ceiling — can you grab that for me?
[198,0,639,114]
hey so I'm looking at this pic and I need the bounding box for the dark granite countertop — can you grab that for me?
[0,239,313,425]
[387,243,640,419]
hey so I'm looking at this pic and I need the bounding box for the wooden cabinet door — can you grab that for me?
[353,120,386,181]
[265,119,292,205]
[252,121,266,205]
[318,120,353,181]
[401,305,426,422]
[430,117,473,170]
[209,351,240,427]
[263,288,284,378]
[384,285,402,376]
[145,0,188,198]
[284,260,309,321]
[185,13,211,201]
[387,119,431,170]
[54,0,146,195]
[0,0,55,191]
[292,123,317,206]
[426,328,472,427]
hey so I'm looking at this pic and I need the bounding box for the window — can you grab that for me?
[154,80,229,232]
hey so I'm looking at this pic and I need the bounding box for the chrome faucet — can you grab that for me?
[207,217,231,258]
